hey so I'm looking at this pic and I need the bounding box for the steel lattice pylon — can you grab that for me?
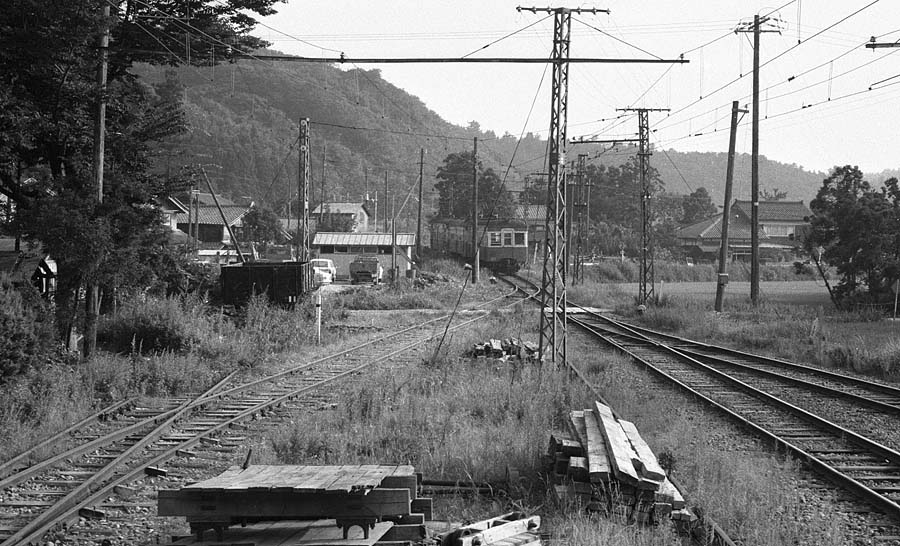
[298,118,311,262]
[538,10,571,366]
[616,107,668,304]
[637,109,653,304]
[572,153,588,284]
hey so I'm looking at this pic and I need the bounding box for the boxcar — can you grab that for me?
[221,261,314,306]
[430,217,529,273]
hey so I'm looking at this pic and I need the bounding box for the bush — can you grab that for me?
[97,296,205,354]
[0,275,56,381]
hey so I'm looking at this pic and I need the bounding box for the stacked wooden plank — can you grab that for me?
[158,464,432,543]
[547,402,695,526]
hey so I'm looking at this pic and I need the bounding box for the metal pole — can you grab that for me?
[751,14,761,305]
[315,292,322,344]
[715,101,746,312]
[299,118,310,261]
[472,137,479,284]
[538,8,571,367]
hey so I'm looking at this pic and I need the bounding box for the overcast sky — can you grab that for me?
[254,1,900,175]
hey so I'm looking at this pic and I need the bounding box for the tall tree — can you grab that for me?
[680,187,717,225]
[434,151,514,219]
[806,165,900,301]
[0,0,281,352]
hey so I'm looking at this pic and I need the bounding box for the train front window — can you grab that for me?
[489,232,502,247]
[514,232,525,246]
[503,232,513,246]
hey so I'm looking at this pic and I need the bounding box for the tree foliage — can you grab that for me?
[806,165,900,302]
[242,205,284,245]
[680,187,717,225]
[434,151,515,219]
[0,0,281,347]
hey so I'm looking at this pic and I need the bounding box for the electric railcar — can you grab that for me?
[430,217,529,273]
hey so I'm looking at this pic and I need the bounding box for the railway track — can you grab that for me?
[0,290,518,545]
[499,273,900,541]
[571,312,900,452]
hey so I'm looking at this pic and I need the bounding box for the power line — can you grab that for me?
[461,14,552,58]
[572,17,664,60]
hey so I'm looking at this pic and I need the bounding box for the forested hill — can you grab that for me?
[650,150,826,205]
[137,54,835,216]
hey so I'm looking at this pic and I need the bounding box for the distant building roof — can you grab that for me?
[194,192,239,207]
[313,232,416,247]
[157,195,188,214]
[733,200,811,222]
[174,205,248,226]
[676,214,758,241]
[312,202,370,216]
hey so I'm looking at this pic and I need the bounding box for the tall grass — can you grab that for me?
[254,307,848,545]
[586,260,812,283]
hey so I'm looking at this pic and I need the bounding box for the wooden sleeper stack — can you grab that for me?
[547,401,694,526]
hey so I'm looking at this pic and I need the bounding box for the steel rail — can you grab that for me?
[571,314,900,521]
[581,309,900,400]
[12,298,511,544]
[498,273,737,546]
[0,401,185,491]
[0,398,134,479]
[0,371,238,546]
[572,310,900,416]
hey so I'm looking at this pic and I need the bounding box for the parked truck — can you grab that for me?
[349,255,384,285]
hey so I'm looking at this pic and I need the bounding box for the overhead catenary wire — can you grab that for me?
[461,14,552,58]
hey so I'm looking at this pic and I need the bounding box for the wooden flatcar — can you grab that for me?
[430,217,529,273]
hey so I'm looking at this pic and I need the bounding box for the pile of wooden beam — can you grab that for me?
[547,401,695,526]
[471,338,538,360]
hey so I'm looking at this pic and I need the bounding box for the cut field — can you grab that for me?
[615,280,833,308]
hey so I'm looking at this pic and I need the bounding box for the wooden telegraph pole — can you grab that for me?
[715,101,748,312]
[83,3,110,359]
[416,148,424,262]
[736,14,781,305]
[472,137,479,284]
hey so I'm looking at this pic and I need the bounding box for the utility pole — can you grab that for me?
[83,2,110,359]
[736,14,781,305]
[298,118,310,261]
[417,148,424,261]
[519,6,607,366]
[715,101,748,312]
[472,137,479,284]
[383,170,389,233]
[572,154,588,284]
[320,142,327,229]
[617,107,670,305]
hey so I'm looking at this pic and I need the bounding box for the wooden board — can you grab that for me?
[592,402,640,485]
[581,409,612,483]
[167,519,393,546]
[158,487,411,519]
[567,456,589,482]
[658,478,685,510]
[566,410,588,449]
[549,431,582,456]
[618,420,666,481]
[455,515,541,546]
[182,465,413,495]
